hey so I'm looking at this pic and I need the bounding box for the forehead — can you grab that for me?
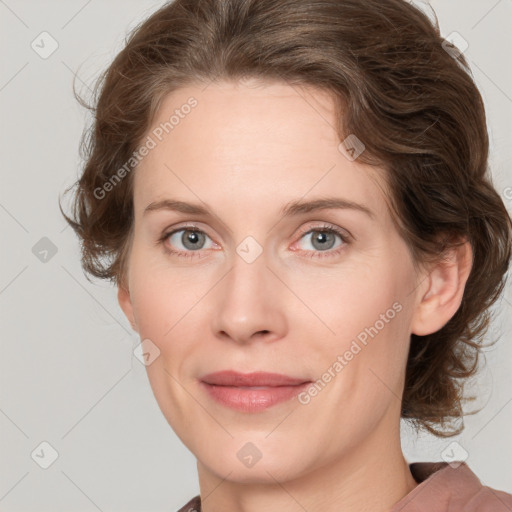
[133,79,389,220]
[143,78,341,164]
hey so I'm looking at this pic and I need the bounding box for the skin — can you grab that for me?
[118,78,472,512]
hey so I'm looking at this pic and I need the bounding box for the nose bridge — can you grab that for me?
[211,240,287,343]
[223,230,272,299]
[223,244,272,316]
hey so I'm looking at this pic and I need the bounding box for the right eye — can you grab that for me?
[158,225,219,258]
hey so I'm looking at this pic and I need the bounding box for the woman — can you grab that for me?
[60,0,512,510]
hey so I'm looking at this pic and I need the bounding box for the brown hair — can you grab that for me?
[60,0,512,437]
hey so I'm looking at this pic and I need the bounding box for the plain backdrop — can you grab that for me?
[1,0,511,511]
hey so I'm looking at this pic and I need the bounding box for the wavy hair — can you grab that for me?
[60,0,512,436]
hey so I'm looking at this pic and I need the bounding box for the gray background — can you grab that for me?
[1,1,511,511]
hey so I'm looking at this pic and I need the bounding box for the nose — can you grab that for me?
[210,250,288,346]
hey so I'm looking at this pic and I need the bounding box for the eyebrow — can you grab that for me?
[143,197,375,219]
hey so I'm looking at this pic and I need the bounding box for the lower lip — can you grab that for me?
[199,381,312,412]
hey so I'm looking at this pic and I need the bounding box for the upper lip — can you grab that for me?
[201,370,311,387]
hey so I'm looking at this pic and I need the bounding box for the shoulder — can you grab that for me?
[176,465,512,512]
[392,462,512,511]
[176,494,201,512]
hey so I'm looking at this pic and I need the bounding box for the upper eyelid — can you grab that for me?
[297,223,351,238]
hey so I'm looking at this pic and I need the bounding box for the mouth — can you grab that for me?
[201,370,311,387]
[199,370,313,412]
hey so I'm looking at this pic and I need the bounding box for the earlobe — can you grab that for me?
[117,285,138,332]
[411,239,473,336]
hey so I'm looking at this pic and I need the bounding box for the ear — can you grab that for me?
[117,284,138,332]
[411,239,473,336]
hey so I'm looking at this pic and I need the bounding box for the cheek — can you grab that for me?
[305,259,413,387]
[128,248,210,343]
[297,261,403,339]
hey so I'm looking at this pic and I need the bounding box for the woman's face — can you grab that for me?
[119,79,423,483]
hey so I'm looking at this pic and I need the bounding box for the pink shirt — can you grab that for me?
[177,462,512,511]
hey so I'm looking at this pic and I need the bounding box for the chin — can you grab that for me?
[216,436,314,476]
[200,454,307,484]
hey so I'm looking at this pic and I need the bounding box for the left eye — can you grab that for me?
[296,228,346,252]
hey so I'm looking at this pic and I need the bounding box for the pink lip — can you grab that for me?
[199,371,312,412]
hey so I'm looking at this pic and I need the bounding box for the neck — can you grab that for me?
[196,414,418,512]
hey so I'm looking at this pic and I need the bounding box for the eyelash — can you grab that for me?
[157,223,351,260]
